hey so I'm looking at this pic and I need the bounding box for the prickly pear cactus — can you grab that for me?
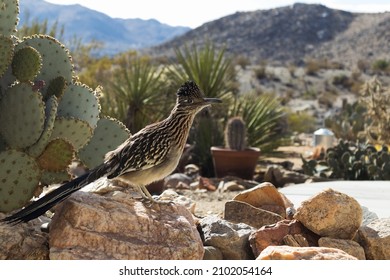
[57,83,100,128]
[0,149,41,212]
[0,0,130,213]
[224,116,247,150]
[11,46,42,82]
[14,35,73,98]
[78,116,131,168]
[0,0,19,86]
[302,140,390,180]
[0,35,14,78]
[0,0,19,36]
[0,83,46,149]
[37,138,75,172]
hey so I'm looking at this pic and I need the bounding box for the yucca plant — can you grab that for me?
[231,93,285,153]
[102,52,171,133]
[168,42,237,109]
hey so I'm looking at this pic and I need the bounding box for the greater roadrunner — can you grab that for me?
[2,80,221,224]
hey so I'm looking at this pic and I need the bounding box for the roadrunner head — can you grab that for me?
[176,80,222,113]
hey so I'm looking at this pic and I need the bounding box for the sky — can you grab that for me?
[45,0,390,28]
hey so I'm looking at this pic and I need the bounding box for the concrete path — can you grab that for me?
[279,181,390,218]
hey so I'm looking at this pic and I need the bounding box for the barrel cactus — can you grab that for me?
[0,0,129,213]
[224,116,247,150]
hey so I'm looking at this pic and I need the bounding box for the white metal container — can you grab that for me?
[313,128,334,149]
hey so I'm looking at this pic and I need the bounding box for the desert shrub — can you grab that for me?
[305,59,321,76]
[235,55,251,69]
[332,74,353,89]
[324,100,367,141]
[359,77,390,144]
[287,110,316,133]
[305,58,344,75]
[372,59,390,73]
[254,66,267,80]
[318,91,338,108]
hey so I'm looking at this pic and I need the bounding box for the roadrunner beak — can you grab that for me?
[203,97,222,104]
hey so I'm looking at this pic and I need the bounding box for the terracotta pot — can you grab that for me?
[210,146,261,179]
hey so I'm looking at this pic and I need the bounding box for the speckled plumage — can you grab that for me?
[2,81,221,224]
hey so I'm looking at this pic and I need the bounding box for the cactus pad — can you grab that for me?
[27,95,59,157]
[0,0,19,36]
[0,149,41,213]
[50,117,93,150]
[41,170,71,185]
[15,35,73,95]
[0,35,14,78]
[0,83,45,149]
[57,83,100,129]
[37,138,74,172]
[11,46,42,82]
[46,75,67,100]
[78,116,131,168]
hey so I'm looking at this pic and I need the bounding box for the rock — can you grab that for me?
[198,177,217,191]
[203,246,223,260]
[218,181,246,192]
[249,219,319,257]
[361,206,379,226]
[158,189,196,214]
[318,237,365,260]
[164,173,192,189]
[257,245,358,260]
[184,164,200,178]
[220,176,259,189]
[0,216,49,260]
[282,233,311,247]
[264,166,309,187]
[200,215,255,260]
[282,234,301,247]
[49,191,203,260]
[358,218,390,260]
[294,188,362,239]
[224,200,283,228]
[233,182,292,216]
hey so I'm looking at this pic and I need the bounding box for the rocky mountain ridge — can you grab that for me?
[152,3,390,67]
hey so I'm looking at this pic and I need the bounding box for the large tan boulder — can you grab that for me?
[294,188,362,239]
[49,191,203,260]
[257,245,357,260]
